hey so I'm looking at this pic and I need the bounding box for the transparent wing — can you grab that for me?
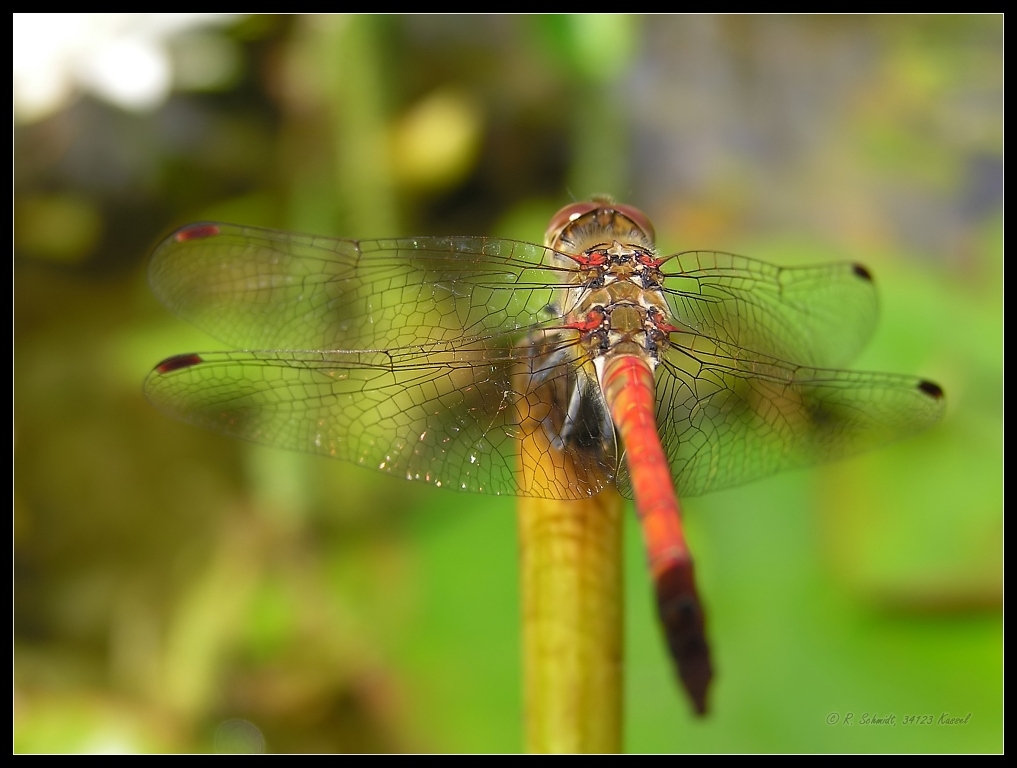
[151,225,881,369]
[660,251,878,368]
[149,223,934,502]
[144,340,618,500]
[149,223,573,352]
[614,333,944,499]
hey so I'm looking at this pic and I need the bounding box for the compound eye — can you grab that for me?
[612,203,655,243]
[546,201,600,244]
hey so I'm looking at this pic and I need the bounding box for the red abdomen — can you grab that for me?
[600,353,712,714]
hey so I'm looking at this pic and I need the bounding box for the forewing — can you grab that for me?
[149,223,571,351]
[661,251,878,368]
[615,333,944,498]
[145,343,617,500]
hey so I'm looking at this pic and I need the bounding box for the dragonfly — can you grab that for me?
[145,200,945,715]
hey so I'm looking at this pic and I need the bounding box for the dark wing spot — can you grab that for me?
[156,353,204,374]
[807,400,835,430]
[852,263,873,281]
[174,223,221,242]
[917,380,944,399]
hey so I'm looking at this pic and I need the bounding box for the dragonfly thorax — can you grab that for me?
[563,243,675,368]
[546,202,671,367]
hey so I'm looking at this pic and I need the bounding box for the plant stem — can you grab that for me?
[518,489,624,753]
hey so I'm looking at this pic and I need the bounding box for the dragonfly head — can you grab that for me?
[545,199,656,253]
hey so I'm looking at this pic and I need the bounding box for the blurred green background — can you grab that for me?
[14,14,1001,753]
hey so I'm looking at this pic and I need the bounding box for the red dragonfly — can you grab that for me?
[145,200,944,715]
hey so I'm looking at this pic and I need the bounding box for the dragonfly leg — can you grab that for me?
[544,378,583,451]
[600,394,614,453]
[528,346,569,387]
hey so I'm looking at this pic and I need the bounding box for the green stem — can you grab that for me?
[518,489,624,753]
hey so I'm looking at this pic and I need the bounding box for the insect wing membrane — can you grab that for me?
[149,222,942,504]
[661,251,878,369]
[614,334,945,498]
[144,346,618,500]
[149,223,568,352]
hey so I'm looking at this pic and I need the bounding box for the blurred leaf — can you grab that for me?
[534,15,638,83]
[390,88,483,192]
[15,195,103,264]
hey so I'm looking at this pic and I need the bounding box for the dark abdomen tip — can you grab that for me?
[917,380,944,399]
[155,353,204,374]
[655,563,713,716]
